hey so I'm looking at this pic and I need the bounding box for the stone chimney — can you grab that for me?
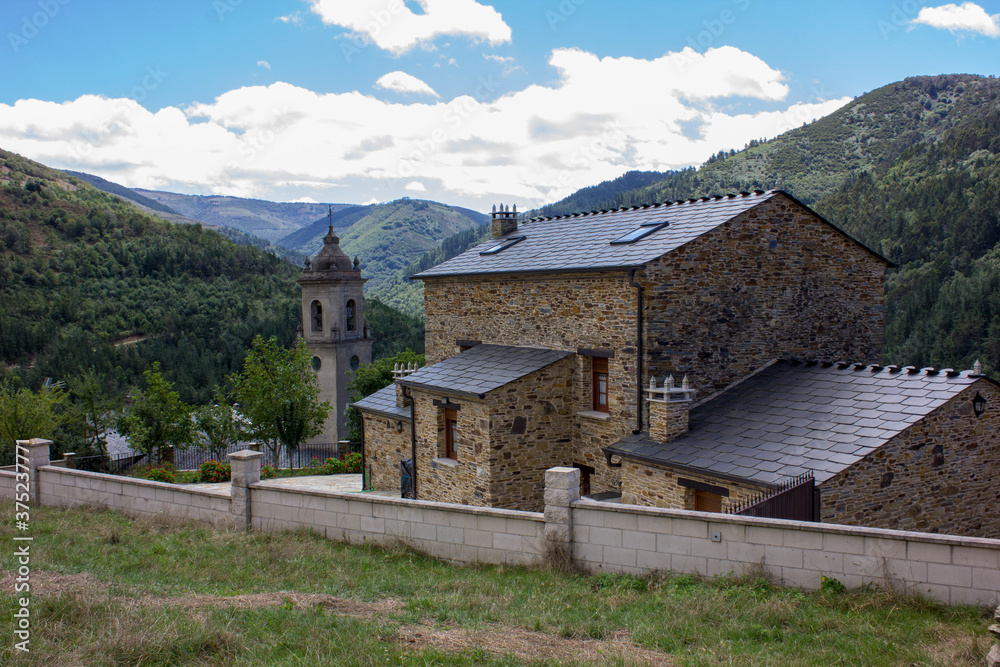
[491,203,517,238]
[646,375,695,442]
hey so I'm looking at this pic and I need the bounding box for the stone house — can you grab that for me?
[608,359,1000,537]
[356,189,919,515]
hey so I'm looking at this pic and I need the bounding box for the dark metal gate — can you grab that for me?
[727,472,818,522]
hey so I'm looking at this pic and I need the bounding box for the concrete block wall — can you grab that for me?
[251,481,545,566]
[0,468,16,499]
[570,499,1000,606]
[37,466,234,527]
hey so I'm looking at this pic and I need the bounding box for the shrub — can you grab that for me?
[261,464,277,480]
[344,452,362,474]
[143,466,175,484]
[320,457,346,475]
[197,460,232,483]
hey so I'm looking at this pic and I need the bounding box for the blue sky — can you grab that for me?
[1,0,998,210]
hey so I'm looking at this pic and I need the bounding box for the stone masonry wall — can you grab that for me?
[411,392,490,506]
[412,356,578,511]
[485,355,577,510]
[621,459,768,510]
[821,379,1000,538]
[640,194,886,401]
[364,413,412,492]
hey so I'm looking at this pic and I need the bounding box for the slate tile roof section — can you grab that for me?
[607,360,983,487]
[413,191,778,278]
[353,384,410,420]
[397,344,573,399]
[413,190,887,279]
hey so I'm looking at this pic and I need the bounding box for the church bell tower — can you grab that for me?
[298,208,373,444]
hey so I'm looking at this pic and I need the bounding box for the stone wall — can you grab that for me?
[620,459,767,509]
[821,379,1000,538]
[411,355,578,511]
[364,413,412,492]
[484,355,577,510]
[640,194,887,400]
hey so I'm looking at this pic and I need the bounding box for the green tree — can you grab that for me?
[230,336,330,465]
[345,349,424,441]
[194,387,246,461]
[0,378,66,463]
[117,363,193,465]
[65,368,121,457]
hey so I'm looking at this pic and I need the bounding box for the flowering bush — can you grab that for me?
[320,457,346,475]
[344,452,362,474]
[261,464,278,480]
[144,466,175,484]
[197,460,232,483]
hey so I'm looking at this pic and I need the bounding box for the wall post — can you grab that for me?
[544,466,580,563]
[16,438,52,505]
[228,449,263,529]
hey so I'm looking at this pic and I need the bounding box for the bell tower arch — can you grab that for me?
[298,208,373,445]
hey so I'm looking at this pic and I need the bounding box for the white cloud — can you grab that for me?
[277,12,304,26]
[257,60,271,70]
[375,71,440,97]
[291,196,319,203]
[405,180,427,191]
[484,53,524,76]
[308,0,511,54]
[0,46,849,209]
[910,2,1000,36]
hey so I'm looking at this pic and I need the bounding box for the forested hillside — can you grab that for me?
[279,198,487,317]
[0,149,422,403]
[133,189,339,242]
[535,74,1000,376]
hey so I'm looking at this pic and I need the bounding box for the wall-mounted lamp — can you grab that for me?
[973,392,987,418]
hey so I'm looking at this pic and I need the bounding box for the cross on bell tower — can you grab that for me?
[297,206,372,444]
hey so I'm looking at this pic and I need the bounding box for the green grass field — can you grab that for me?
[0,502,991,666]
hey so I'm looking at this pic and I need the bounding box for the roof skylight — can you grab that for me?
[610,222,668,245]
[480,235,526,255]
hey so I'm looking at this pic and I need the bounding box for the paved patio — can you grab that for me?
[179,473,400,497]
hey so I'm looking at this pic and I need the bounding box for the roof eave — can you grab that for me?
[396,379,488,400]
[602,445,779,490]
[412,263,648,281]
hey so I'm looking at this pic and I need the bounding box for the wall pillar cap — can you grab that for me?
[16,438,53,448]
[228,449,265,461]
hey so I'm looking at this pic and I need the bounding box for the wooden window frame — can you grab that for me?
[444,408,458,460]
[592,357,609,413]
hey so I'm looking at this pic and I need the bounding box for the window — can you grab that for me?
[310,300,323,332]
[694,489,723,513]
[480,235,526,255]
[345,299,356,331]
[610,222,668,245]
[311,356,321,372]
[592,357,609,413]
[350,355,360,371]
[444,409,458,460]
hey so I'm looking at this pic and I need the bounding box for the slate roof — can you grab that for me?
[413,190,887,279]
[607,360,986,487]
[352,384,410,420]
[397,344,573,399]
